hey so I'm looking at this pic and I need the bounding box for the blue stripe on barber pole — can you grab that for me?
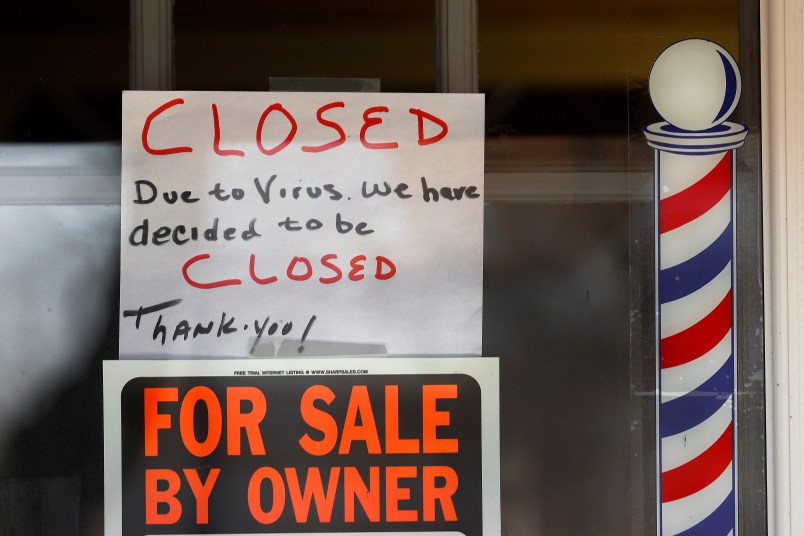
[659,223,732,303]
[713,51,739,125]
[660,355,734,437]
[674,490,735,536]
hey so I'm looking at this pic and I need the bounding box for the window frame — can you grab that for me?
[762,0,804,534]
[5,0,793,532]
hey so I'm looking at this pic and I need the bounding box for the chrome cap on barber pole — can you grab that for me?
[644,39,746,536]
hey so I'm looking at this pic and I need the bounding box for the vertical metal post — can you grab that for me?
[130,0,174,90]
[736,2,768,534]
[436,0,478,93]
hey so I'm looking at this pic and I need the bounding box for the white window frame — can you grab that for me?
[763,0,804,533]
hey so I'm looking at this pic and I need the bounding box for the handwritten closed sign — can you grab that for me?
[119,92,484,357]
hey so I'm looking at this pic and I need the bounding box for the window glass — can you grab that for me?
[485,203,630,534]
[174,0,436,92]
[0,1,765,535]
[480,0,738,170]
[480,0,764,534]
[0,2,127,141]
[0,3,126,532]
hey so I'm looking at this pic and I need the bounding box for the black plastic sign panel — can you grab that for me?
[104,358,499,535]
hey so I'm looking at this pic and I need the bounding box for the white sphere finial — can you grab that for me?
[649,39,741,132]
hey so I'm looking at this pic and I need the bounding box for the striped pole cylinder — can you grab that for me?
[643,40,748,536]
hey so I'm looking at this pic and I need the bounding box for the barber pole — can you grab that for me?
[644,39,747,535]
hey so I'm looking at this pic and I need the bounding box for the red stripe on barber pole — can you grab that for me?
[660,153,731,234]
[662,422,733,502]
[661,290,733,369]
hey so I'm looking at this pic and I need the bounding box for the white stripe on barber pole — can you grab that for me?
[659,192,731,269]
[662,463,733,535]
[661,331,732,403]
[661,395,733,471]
[661,263,732,337]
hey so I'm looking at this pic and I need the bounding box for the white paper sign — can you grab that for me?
[120,92,484,357]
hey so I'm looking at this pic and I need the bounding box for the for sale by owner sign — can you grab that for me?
[103,357,500,535]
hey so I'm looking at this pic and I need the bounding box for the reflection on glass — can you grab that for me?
[479,0,738,170]
[174,0,436,92]
[479,1,754,534]
[0,2,126,533]
[484,203,630,534]
[0,2,127,141]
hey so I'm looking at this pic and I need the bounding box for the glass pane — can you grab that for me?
[480,0,739,170]
[0,1,766,535]
[479,0,765,534]
[0,2,128,141]
[484,203,630,534]
[0,2,126,533]
[174,0,436,92]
